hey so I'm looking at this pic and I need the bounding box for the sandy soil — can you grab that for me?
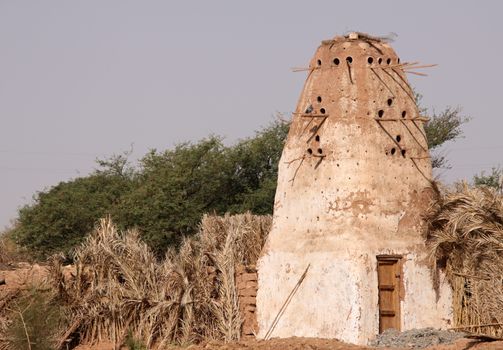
[73,337,503,350]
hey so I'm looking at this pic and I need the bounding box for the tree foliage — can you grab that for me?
[425,107,469,168]
[113,137,230,253]
[13,173,133,258]
[474,167,503,193]
[12,120,289,257]
[417,93,469,169]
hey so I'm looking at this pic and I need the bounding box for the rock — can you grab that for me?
[370,328,466,349]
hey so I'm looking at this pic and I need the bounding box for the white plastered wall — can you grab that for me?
[257,248,452,345]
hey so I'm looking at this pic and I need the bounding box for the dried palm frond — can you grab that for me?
[52,212,271,348]
[427,183,503,337]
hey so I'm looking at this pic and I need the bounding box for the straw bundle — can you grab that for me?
[427,183,503,337]
[0,236,16,265]
[0,239,7,264]
[52,212,271,348]
[0,231,28,265]
[0,291,18,346]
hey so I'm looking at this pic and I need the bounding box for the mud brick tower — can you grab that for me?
[256,33,452,344]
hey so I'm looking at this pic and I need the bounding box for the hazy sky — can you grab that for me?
[1,1,502,229]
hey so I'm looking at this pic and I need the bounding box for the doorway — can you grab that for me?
[377,255,402,333]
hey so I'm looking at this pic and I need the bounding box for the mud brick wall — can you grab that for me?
[236,265,258,339]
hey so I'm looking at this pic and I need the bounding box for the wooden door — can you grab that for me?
[377,256,402,333]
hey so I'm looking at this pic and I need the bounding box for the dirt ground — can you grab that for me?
[71,324,503,350]
[74,337,503,350]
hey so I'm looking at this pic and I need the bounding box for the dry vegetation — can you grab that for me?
[3,288,62,350]
[50,213,271,348]
[427,183,503,337]
[0,233,23,265]
[3,183,503,349]
[0,238,7,265]
[0,263,57,350]
[0,291,15,346]
[1,232,33,349]
[0,225,34,268]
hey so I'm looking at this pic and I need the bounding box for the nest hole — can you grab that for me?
[378,110,384,118]
[387,98,393,106]
[320,108,326,114]
[315,135,320,142]
[333,58,340,65]
[317,96,322,103]
[402,111,407,118]
[307,148,313,155]
[401,149,406,157]
[367,57,374,64]
[317,59,322,66]
[386,58,391,65]
[378,57,383,64]
[346,56,353,63]
[396,135,401,142]
[317,148,323,154]
[391,148,396,155]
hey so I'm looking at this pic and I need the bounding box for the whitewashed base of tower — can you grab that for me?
[256,249,452,345]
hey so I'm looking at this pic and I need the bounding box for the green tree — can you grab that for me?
[113,120,289,255]
[12,172,133,258]
[416,93,469,169]
[473,167,503,193]
[226,119,289,214]
[113,136,231,253]
[13,121,288,258]
[424,107,469,168]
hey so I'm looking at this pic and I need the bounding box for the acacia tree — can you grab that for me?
[424,107,469,169]
[417,93,470,169]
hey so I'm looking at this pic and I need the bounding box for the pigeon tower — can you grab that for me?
[256,33,452,345]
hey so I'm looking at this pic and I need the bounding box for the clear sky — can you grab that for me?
[1,1,502,229]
